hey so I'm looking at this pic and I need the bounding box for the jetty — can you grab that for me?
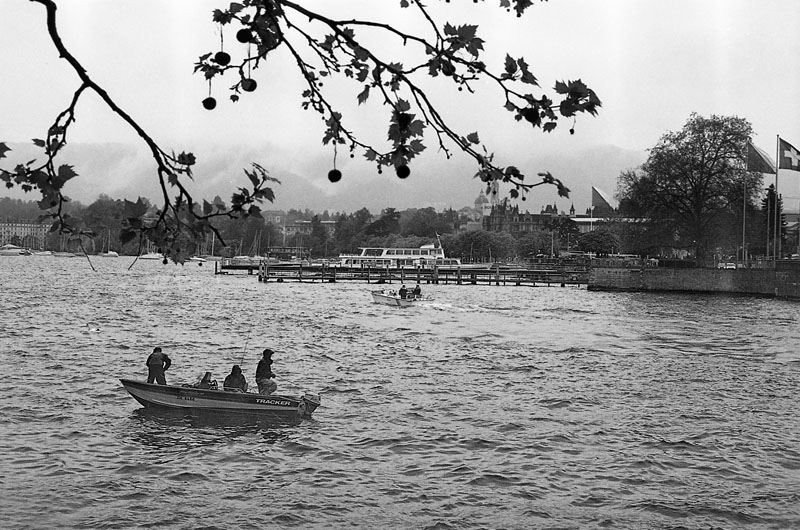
[214,259,590,287]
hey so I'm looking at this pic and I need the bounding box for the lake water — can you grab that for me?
[1,256,799,529]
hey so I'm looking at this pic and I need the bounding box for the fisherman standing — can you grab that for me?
[256,348,278,395]
[145,346,171,385]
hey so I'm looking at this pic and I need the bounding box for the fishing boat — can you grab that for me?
[119,378,321,418]
[371,289,434,307]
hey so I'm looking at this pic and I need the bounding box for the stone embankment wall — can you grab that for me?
[589,261,800,300]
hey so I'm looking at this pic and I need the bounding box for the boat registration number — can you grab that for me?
[177,395,196,401]
[256,399,292,406]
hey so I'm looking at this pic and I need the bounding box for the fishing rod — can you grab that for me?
[240,324,253,366]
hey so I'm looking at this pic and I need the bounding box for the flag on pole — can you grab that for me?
[778,138,800,171]
[746,142,776,174]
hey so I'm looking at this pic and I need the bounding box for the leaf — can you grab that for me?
[38,193,59,210]
[53,164,77,189]
[427,58,441,77]
[517,58,538,86]
[0,142,10,159]
[32,138,46,148]
[357,85,370,105]
[407,119,425,138]
[254,187,275,203]
[466,132,480,144]
[456,24,478,42]
[177,151,196,166]
[466,37,485,57]
[246,168,260,187]
[409,139,426,156]
[212,9,234,24]
[124,198,148,219]
[504,54,517,76]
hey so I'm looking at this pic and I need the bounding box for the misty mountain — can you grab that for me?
[1,141,646,215]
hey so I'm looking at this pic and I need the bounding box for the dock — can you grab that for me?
[214,259,589,287]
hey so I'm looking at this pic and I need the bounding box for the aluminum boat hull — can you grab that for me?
[120,378,320,418]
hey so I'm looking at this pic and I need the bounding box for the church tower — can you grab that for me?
[474,189,491,217]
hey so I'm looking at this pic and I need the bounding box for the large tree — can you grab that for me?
[365,208,401,237]
[616,113,762,262]
[0,0,599,262]
[577,228,619,257]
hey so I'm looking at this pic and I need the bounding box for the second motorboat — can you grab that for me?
[371,289,434,307]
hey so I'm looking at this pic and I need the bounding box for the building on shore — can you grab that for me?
[479,185,621,235]
[482,200,576,235]
[0,219,50,248]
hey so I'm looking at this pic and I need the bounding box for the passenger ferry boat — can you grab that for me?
[338,244,460,268]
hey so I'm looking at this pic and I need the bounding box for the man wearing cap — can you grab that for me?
[145,347,171,385]
[256,348,277,394]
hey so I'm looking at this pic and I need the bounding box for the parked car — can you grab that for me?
[716,262,736,269]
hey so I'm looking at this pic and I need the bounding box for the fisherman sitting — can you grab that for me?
[197,372,217,390]
[398,285,408,299]
[412,284,421,298]
[223,365,248,392]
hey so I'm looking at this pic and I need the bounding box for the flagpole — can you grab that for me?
[742,179,746,263]
[774,135,780,261]
[766,192,771,260]
[778,193,783,259]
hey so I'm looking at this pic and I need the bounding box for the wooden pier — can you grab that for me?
[215,259,589,287]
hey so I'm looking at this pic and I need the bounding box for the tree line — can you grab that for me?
[2,194,615,262]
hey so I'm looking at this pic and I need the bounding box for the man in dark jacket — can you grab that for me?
[223,365,248,392]
[256,348,277,394]
[146,347,171,385]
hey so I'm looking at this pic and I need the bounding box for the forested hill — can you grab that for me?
[0,197,57,221]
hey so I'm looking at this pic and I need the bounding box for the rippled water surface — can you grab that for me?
[2,256,799,529]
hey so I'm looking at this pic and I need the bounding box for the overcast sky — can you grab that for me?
[1,0,799,214]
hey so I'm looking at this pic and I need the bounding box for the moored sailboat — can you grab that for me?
[98,229,119,257]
